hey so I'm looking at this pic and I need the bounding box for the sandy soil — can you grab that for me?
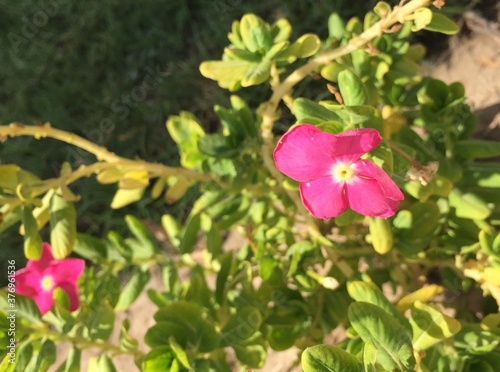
[49,7,500,372]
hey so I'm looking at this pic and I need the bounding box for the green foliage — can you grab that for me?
[1,1,499,371]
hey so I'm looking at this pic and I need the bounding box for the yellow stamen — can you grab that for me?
[333,163,355,182]
[41,276,54,291]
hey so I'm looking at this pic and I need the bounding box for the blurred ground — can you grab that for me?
[46,3,500,372]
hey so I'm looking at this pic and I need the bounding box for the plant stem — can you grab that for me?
[33,324,145,358]
[0,122,213,183]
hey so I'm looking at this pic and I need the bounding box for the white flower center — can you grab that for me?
[333,163,355,182]
[41,276,54,291]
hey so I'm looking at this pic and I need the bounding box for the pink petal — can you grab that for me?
[299,177,348,219]
[26,242,55,272]
[49,258,85,286]
[353,160,404,201]
[273,125,382,182]
[14,268,42,297]
[32,290,54,315]
[333,128,382,163]
[58,282,80,312]
[346,162,403,217]
[274,124,337,182]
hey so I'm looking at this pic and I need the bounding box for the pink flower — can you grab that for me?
[273,124,404,219]
[15,243,85,314]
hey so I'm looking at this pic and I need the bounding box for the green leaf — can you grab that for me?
[0,164,21,191]
[200,60,248,90]
[179,214,201,254]
[24,338,56,372]
[49,193,76,259]
[293,98,341,124]
[124,215,158,257]
[320,62,345,83]
[107,231,132,261]
[271,18,292,43]
[290,33,320,58]
[145,322,188,348]
[315,121,344,134]
[242,59,271,86]
[169,336,192,369]
[286,241,316,277]
[387,57,421,85]
[224,47,262,62]
[348,302,415,371]
[73,233,108,261]
[221,306,262,346]
[142,347,175,372]
[198,134,238,158]
[396,201,440,240]
[185,265,212,311]
[0,205,23,234]
[58,347,80,372]
[87,301,115,341]
[119,319,139,352]
[114,268,151,311]
[455,140,500,159]
[161,214,181,247]
[166,111,205,168]
[347,281,412,336]
[22,205,42,259]
[97,355,116,372]
[321,103,378,126]
[424,12,459,35]
[369,217,394,255]
[449,189,491,220]
[233,337,267,368]
[479,227,500,257]
[462,163,500,188]
[338,70,368,106]
[239,14,272,52]
[328,13,345,39]
[410,301,461,350]
[268,325,303,351]
[362,340,378,372]
[215,252,233,304]
[153,301,220,353]
[0,291,42,325]
[373,2,391,18]
[301,344,362,372]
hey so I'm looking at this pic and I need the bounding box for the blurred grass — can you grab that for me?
[0,0,481,261]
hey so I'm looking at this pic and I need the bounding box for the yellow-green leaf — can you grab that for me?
[165,177,190,204]
[369,217,393,255]
[449,189,491,220]
[411,8,432,32]
[424,12,459,35]
[110,187,145,209]
[96,168,122,184]
[410,301,461,350]
[239,14,272,52]
[50,193,76,259]
[291,33,320,58]
[241,59,271,87]
[119,170,149,189]
[396,285,444,312]
[200,59,257,82]
[22,205,42,259]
